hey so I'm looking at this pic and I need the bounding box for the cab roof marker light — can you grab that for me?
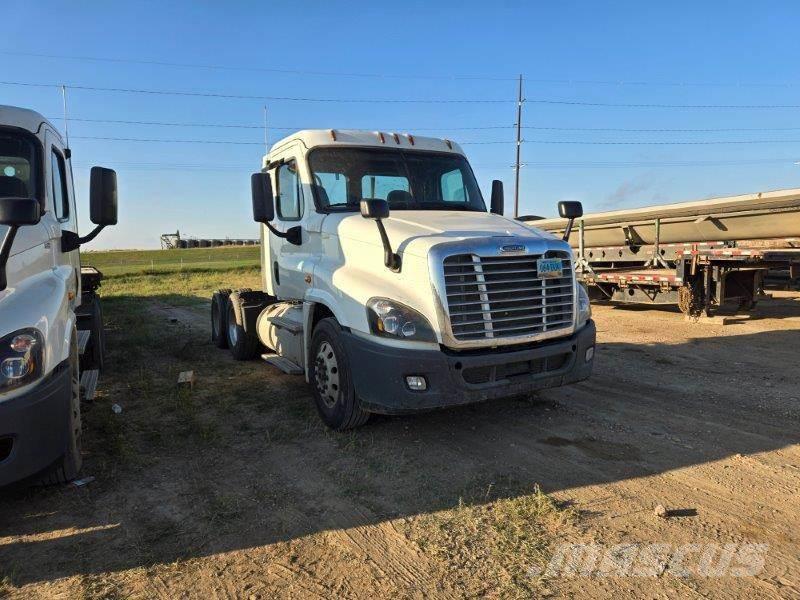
[392,132,400,144]
[405,133,415,146]
[444,139,453,149]
[329,129,337,141]
[375,131,385,144]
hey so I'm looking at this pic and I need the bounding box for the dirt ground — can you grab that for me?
[1,276,798,599]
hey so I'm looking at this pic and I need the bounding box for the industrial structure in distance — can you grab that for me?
[160,230,259,249]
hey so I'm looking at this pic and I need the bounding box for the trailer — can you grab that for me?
[527,189,800,316]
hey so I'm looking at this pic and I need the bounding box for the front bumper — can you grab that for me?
[0,360,71,487]
[341,321,596,415]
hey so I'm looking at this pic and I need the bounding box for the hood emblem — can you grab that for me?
[500,244,526,253]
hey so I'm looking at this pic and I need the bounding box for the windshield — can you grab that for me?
[308,148,486,212]
[0,131,37,200]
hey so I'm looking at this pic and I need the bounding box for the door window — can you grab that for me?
[276,160,303,221]
[51,149,69,220]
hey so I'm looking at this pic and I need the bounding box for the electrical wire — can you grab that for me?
[5,50,800,88]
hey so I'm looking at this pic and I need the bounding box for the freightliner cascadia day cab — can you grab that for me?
[0,106,118,486]
[212,130,595,430]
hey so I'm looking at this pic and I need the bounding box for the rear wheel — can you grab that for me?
[81,295,105,371]
[226,292,260,360]
[211,290,229,349]
[310,318,369,430]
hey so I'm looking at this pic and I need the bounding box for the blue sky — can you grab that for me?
[2,0,800,249]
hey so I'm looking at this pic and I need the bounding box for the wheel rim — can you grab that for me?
[314,341,340,408]
[227,304,239,346]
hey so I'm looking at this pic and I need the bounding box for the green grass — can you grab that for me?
[84,245,261,277]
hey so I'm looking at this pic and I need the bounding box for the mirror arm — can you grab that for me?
[0,226,19,292]
[61,225,107,253]
[265,222,302,246]
[375,220,401,272]
[563,218,575,242]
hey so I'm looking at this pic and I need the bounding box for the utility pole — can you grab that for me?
[514,75,523,219]
[513,74,524,218]
[61,85,71,158]
[264,104,269,156]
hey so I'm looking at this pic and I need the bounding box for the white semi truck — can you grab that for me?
[212,130,595,429]
[0,106,117,486]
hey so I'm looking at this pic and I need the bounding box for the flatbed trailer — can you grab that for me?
[577,242,800,315]
[526,189,800,316]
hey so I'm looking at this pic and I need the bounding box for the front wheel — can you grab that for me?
[309,318,370,430]
[39,332,82,485]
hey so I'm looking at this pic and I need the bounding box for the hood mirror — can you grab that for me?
[361,198,400,272]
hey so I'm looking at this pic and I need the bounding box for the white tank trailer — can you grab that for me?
[525,188,800,316]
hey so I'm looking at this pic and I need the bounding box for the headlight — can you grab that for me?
[0,328,45,392]
[577,284,592,328]
[366,298,436,343]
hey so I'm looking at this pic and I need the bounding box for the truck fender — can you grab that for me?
[302,299,345,383]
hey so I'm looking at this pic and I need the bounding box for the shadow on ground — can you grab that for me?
[1,293,798,586]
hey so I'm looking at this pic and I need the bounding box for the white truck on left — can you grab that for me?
[0,105,117,486]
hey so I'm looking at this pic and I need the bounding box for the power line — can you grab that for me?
[6,79,800,108]
[526,98,800,109]
[0,50,517,82]
[69,157,800,171]
[46,116,800,134]
[47,116,514,131]
[70,135,800,146]
[524,125,800,133]
[0,80,510,103]
[5,49,800,88]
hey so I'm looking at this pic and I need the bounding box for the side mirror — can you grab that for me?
[0,198,41,291]
[490,180,504,215]
[251,172,275,223]
[558,200,583,219]
[360,198,389,220]
[89,167,118,226]
[557,200,583,242]
[359,199,400,271]
[0,197,41,226]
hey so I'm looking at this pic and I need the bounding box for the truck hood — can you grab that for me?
[323,210,556,257]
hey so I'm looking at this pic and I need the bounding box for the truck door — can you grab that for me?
[45,129,80,305]
[271,151,310,300]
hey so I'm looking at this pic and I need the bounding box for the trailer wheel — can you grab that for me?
[226,291,259,360]
[211,290,230,349]
[309,318,370,430]
[39,331,82,485]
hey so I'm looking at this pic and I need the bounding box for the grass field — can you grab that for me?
[84,245,261,276]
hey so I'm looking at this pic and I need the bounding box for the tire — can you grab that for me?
[309,318,370,430]
[81,295,105,371]
[39,332,83,485]
[226,291,259,360]
[211,291,230,349]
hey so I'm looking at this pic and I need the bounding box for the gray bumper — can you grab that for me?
[341,321,596,415]
[0,360,71,487]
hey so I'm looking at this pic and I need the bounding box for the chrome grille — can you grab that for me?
[443,251,574,340]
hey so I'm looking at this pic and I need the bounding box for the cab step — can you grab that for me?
[77,330,91,355]
[80,369,100,401]
[261,353,304,375]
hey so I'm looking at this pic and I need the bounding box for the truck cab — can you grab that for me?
[0,105,117,486]
[212,129,595,429]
